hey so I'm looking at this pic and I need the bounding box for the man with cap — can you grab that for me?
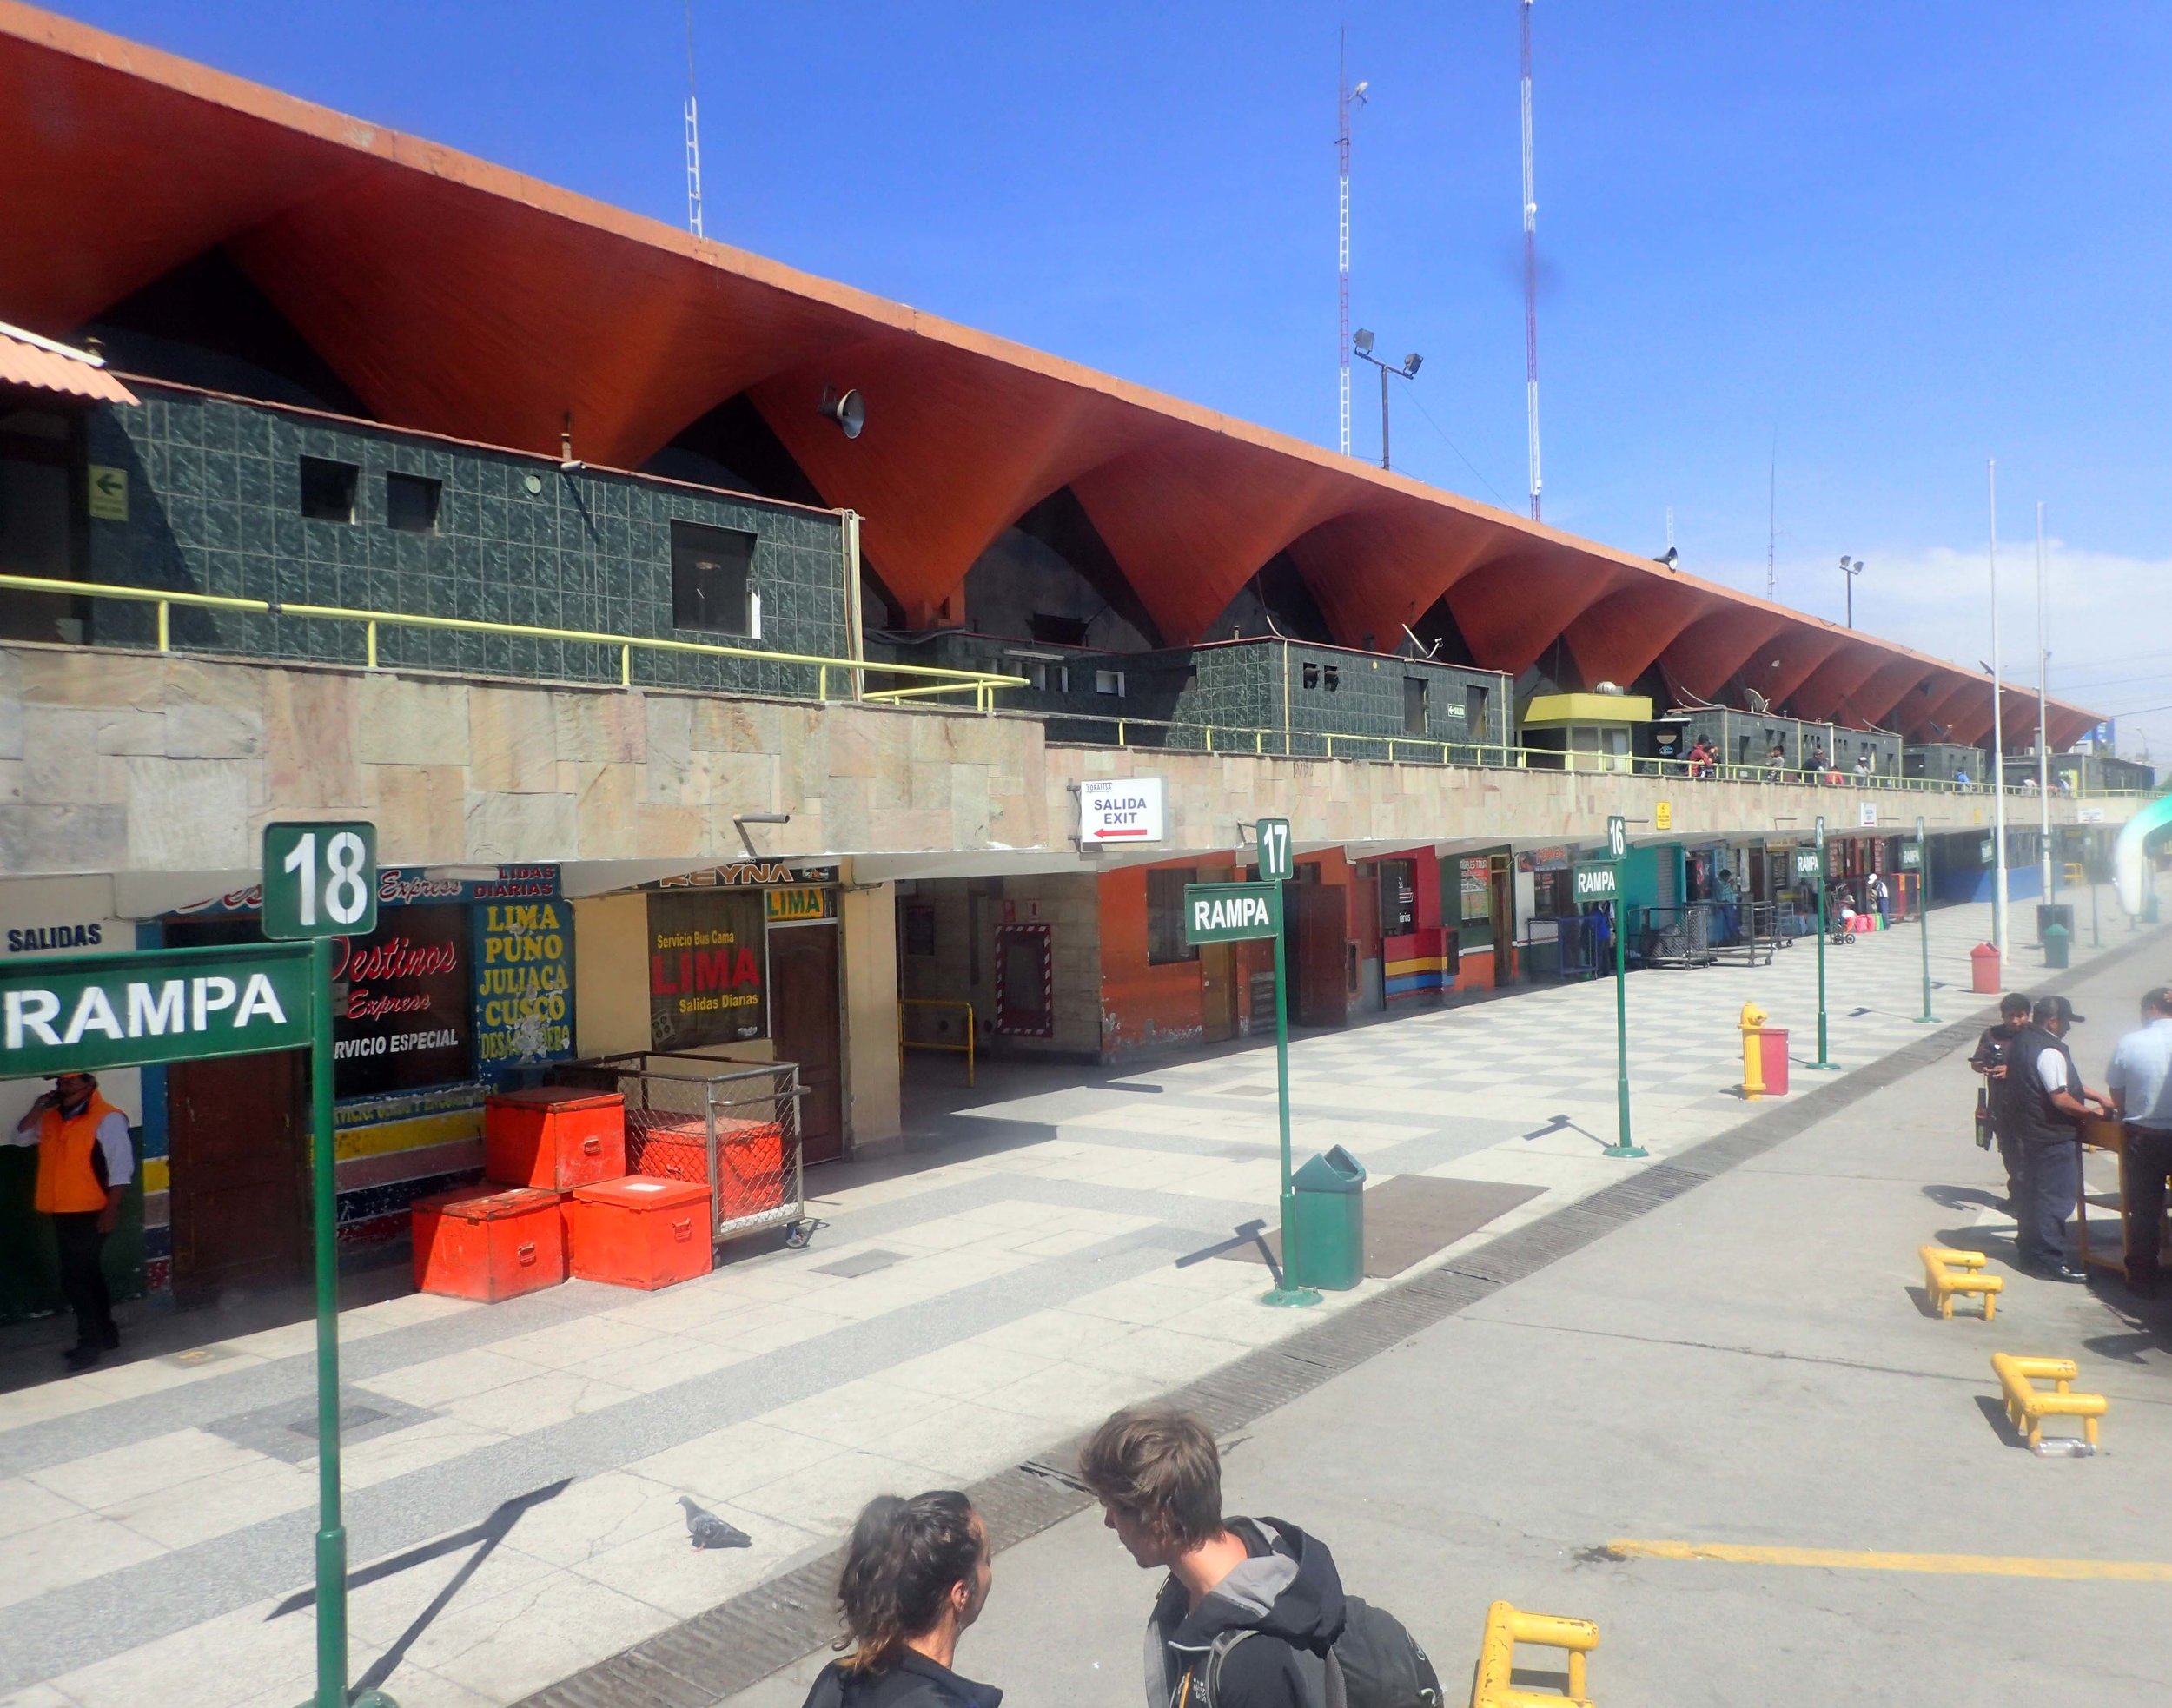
[2008,996,2112,1281]
[2108,986,2172,1298]
[4,1072,133,1368]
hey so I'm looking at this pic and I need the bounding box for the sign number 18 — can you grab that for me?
[262,821,378,940]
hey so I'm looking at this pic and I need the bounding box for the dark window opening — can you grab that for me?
[1146,867,1200,965]
[299,456,358,523]
[1403,677,1429,734]
[671,520,756,636]
[1464,685,1488,737]
[1323,665,1340,692]
[386,471,441,533]
[1379,857,1417,935]
[1029,612,1089,647]
[0,407,83,643]
[1302,662,1320,690]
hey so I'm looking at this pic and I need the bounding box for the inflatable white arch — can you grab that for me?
[2114,794,2172,917]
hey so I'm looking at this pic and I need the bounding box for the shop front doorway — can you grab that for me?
[167,1047,308,1305]
[1200,941,1238,1043]
[770,924,844,1166]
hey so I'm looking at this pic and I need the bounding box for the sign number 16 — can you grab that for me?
[262,821,379,940]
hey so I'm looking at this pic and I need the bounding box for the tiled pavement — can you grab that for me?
[0,892,2158,1708]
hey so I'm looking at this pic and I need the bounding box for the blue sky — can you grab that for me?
[63,1,2172,753]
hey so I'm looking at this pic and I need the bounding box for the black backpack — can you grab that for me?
[1198,1596,1442,1708]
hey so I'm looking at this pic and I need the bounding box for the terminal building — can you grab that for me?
[0,6,2136,1310]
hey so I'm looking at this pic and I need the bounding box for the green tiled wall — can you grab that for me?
[81,386,850,696]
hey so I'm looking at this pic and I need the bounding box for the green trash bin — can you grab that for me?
[1289,1145,1366,1290]
[2043,920,2070,970]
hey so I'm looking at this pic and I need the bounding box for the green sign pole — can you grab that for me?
[1914,817,1937,1024]
[1587,816,1642,1160]
[1808,817,1836,1069]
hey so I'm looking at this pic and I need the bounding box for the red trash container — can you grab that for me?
[630,1114,785,1223]
[1756,1029,1790,1096]
[412,1185,568,1301]
[567,1177,712,1290]
[1970,942,2003,995]
[485,1086,626,1189]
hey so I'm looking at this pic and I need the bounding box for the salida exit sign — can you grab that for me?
[1079,778,1165,845]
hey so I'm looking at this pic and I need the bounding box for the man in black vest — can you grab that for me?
[2009,996,2113,1281]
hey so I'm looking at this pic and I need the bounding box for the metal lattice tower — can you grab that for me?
[684,2,705,237]
[1520,0,1541,521]
[1337,32,1361,458]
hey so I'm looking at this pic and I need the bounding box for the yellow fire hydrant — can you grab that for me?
[1741,1000,1769,1099]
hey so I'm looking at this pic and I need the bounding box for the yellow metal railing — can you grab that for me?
[0,572,1027,709]
[899,999,975,1086]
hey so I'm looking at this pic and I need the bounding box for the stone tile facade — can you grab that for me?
[79,383,851,698]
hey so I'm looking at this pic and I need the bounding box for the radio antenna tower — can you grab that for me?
[1765,428,1778,600]
[683,1,705,237]
[1336,33,1367,457]
[1519,0,1541,520]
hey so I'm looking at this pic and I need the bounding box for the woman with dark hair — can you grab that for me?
[802,1491,1000,1708]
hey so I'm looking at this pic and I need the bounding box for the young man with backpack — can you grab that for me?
[1078,1407,1440,1708]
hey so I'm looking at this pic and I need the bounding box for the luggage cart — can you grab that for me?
[553,1052,812,1249]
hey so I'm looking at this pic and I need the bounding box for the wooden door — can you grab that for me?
[1200,941,1238,1043]
[1288,884,1348,1029]
[167,1047,308,1305]
[769,925,844,1166]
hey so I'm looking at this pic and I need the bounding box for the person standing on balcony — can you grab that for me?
[5,1073,133,1370]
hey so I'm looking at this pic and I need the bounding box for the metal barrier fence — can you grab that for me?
[0,571,1027,708]
[1036,707,2153,798]
[554,1052,810,1246]
[899,998,976,1086]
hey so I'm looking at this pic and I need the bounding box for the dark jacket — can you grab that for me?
[1971,1022,2025,1126]
[2005,1023,2083,1149]
[803,1652,1002,1708]
[1144,1517,1346,1708]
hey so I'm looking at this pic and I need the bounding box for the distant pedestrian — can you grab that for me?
[1955,766,1972,787]
[1685,736,1716,779]
[1970,993,2034,1206]
[1867,871,1890,925]
[1715,868,1741,944]
[1854,752,1873,784]
[1080,1407,1440,1708]
[5,1073,132,1370]
[2008,996,2113,1281]
[1767,740,1788,772]
[802,1492,998,1708]
[2108,986,2172,1298]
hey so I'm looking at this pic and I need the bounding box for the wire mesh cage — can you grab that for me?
[552,1051,810,1247]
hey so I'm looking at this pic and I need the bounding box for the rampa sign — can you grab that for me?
[1080,778,1165,845]
[0,944,314,1078]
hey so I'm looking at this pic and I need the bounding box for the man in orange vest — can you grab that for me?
[7,1072,133,1369]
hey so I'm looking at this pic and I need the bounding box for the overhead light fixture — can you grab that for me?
[1353,328,1375,355]
[1403,353,1422,375]
[732,811,792,857]
[819,387,865,440]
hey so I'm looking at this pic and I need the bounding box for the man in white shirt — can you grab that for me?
[2109,987,2172,1297]
[2009,996,2111,1281]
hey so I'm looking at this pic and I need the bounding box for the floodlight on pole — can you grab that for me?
[1839,555,1864,628]
[1350,333,1422,473]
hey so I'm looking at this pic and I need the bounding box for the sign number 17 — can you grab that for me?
[262,821,379,940]
[1257,818,1293,883]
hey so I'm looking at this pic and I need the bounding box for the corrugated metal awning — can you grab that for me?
[0,321,137,406]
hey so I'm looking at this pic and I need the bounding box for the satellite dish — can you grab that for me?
[1352,80,1370,102]
[1745,688,1771,713]
[819,387,865,440]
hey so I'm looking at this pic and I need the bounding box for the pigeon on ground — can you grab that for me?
[679,1495,752,1550]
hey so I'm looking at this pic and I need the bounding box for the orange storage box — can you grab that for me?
[567,1176,713,1289]
[411,1185,567,1301]
[630,1115,785,1224]
[485,1086,626,1190]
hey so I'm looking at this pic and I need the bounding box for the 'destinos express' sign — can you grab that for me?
[1080,778,1165,845]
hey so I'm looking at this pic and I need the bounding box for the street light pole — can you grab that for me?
[2036,503,2053,913]
[1988,460,2010,964]
[1839,555,1864,628]
[1351,332,1421,473]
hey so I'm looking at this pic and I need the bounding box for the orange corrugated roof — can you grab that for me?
[0,320,137,405]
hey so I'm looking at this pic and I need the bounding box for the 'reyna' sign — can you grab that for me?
[0,944,314,1078]
[1182,882,1284,945]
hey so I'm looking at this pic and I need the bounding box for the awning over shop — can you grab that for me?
[0,318,137,405]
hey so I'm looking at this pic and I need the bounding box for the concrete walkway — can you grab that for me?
[745,935,2172,1708]
[0,889,2159,1707]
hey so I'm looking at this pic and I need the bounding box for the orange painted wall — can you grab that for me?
[1098,857,1234,1058]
